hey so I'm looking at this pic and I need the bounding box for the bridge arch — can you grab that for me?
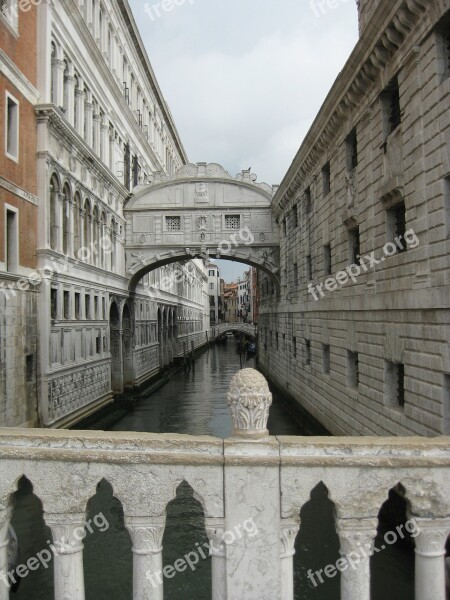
[124,162,281,293]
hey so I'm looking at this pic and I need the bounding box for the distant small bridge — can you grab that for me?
[212,323,257,340]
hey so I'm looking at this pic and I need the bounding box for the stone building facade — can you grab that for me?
[0,1,39,426]
[32,0,209,428]
[258,0,450,436]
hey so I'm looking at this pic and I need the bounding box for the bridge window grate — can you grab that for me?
[166,216,181,231]
[225,214,241,230]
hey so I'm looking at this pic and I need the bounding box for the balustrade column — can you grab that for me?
[125,516,166,600]
[205,519,226,600]
[280,518,300,600]
[413,517,450,600]
[0,510,11,600]
[46,513,86,600]
[336,517,378,600]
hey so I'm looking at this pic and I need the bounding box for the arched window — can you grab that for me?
[73,192,82,255]
[83,199,91,259]
[50,42,57,104]
[63,59,70,115]
[62,183,71,255]
[49,174,60,251]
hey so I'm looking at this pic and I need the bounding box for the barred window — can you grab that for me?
[165,216,181,231]
[225,214,240,230]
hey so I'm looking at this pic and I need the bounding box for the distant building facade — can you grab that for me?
[207,262,221,324]
[258,0,450,436]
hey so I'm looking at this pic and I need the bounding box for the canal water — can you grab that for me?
[9,341,415,600]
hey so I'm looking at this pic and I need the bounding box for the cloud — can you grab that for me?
[130,0,359,184]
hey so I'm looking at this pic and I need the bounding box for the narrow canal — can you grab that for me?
[9,341,415,600]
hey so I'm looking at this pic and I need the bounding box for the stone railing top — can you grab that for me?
[227,369,273,439]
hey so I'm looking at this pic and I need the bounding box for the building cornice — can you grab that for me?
[116,0,189,165]
[272,0,437,217]
[0,50,40,104]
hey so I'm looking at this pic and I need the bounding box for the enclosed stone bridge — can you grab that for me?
[213,323,257,340]
[124,163,280,290]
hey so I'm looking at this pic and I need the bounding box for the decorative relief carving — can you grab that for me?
[48,364,110,421]
[195,182,209,203]
[227,368,272,436]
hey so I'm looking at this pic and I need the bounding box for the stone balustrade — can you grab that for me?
[0,369,449,599]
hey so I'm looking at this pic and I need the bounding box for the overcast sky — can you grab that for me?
[129,0,359,281]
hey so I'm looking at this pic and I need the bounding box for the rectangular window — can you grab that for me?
[209,270,215,276]
[305,187,311,214]
[5,93,19,161]
[96,334,101,355]
[347,351,359,388]
[381,77,401,137]
[225,214,241,230]
[292,205,299,228]
[293,263,298,287]
[75,293,81,319]
[306,255,312,281]
[385,361,405,409]
[102,297,106,320]
[387,201,406,253]
[51,289,58,320]
[293,336,297,359]
[322,162,331,195]
[346,128,358,171]
[323,344,330,374]
[323,244,332,275]
[305,339,311,366]
[85,294,91,319]
[209,283,214,290]
[349,226,361,264]
[26,354,33,382]
[436,16,450,81]
[5,208,18,272]
[276,333,279,351]
[165,216,181,231]
[63,291,70,319]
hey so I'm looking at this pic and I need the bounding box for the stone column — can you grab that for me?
[65,73,76,127]
[101,114,110,166]
[84,95,94,148]
[413,517,450,600]
[205,519,226,600]
[53,58,65,108]
[46,513,86,600]
[93,114,102,156]
[56,192,64,254]
[0,510,11,600]
[75,82,85,137]
[224,369,280,599]
[336,517,378,600]
[280,518,300,600]
[125,516,166,600]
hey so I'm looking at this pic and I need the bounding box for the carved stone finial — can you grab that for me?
[227,369,272,438]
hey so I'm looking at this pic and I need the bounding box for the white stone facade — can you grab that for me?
[258,0,450,437]
[33,0,209,428]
